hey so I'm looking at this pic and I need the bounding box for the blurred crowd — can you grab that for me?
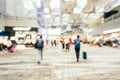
[0,34,120,53]
[87,36,120,48]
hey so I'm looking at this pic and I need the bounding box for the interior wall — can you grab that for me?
[88,17,120,36]
[0,19,4,30]
[4,19,39,27]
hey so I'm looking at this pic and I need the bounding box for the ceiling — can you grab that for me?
[4,0,120,29]
[43,0,120,29]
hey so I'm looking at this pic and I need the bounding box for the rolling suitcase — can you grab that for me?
[83,51,87,59]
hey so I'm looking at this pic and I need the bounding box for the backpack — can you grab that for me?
[75,39,80,48]
[36,40,43,49]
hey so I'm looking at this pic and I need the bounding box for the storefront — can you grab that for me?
[5,26,38,47]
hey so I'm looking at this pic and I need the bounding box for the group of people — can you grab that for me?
[89,36,120,48]
[60,38,73,52]
[35,35,82,64]
[50,40,58,47]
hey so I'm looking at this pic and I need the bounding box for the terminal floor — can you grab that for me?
[0,44,120,80]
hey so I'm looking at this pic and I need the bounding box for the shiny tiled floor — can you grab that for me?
[0,44,120,80]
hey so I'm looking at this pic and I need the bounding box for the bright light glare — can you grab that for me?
[103,28,120,34]
[44,8,49,13]
[50,0,60,9]
[36,0,41,7]
[53,17,60,26]
[73,7,80,14]
[13,27,31,31]
[73,0,87,14]
[47,28,61,35]
[50,0,61,15]
[23,0,34,10]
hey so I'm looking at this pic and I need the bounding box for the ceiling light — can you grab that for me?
[13,27,31,31]
[103,28,120,34]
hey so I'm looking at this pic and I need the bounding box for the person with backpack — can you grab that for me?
[35,35,44,64]
[74,35,82,62]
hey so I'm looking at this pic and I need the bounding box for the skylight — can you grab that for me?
[62,14,69,21]
[23,0,34,10]
[50,0,61,15]
[50,0,60,9]
[53,17,61,26]
[36,0,42,7]
[73,0,87,14]
[44,8,50,13]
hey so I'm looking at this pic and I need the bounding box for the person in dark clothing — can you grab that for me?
[54,40,57,46]
[51,40,53,47]
[74,35,82,62]
[35,35,44,64]
[61,38,65,51]
[66,43,69,52]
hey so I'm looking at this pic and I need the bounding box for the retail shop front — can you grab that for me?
[4,26,38,47]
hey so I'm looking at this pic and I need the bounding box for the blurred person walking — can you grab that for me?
[60,38,65,51]
[74,35,82,62]
[67,38,73,52]
[35,35,44,64]
[7,38,13,52]
[54,40,57,47]
[51,40,53,47]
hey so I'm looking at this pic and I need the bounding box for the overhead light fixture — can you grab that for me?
[13,27,31,31]
[103,28,120,34]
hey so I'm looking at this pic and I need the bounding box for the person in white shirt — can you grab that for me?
[7,38,12,50]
